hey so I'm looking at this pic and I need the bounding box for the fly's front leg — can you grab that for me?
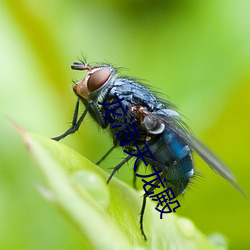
[52,99,89,141]
[89,100,108,129]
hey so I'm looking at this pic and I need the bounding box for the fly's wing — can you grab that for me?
[150,110,248,198]
[180,130,248,198]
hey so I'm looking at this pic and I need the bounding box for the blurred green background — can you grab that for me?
[1,0,250,249]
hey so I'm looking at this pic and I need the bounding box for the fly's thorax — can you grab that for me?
[73,64,117,102]
[139,109,181,135]
[141,116,165,134]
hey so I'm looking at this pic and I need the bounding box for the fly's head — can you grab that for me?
[72,61,116,101]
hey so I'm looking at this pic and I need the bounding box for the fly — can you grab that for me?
[52,60,247,240]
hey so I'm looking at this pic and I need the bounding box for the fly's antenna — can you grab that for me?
[71,61,89,71]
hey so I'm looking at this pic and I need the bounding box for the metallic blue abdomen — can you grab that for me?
[148,128,193,195]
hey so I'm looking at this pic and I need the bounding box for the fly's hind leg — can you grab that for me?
[140,193,148,240]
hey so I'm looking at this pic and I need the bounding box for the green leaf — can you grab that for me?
[19,128,226,250]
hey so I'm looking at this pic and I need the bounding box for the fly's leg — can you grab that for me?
[96,145,116,165]
[133,160,140,188]
[52,100,89,141]
[140,193,148,240]
[107,155,133,184]
[139,182,160,241]
[89,100,107,129]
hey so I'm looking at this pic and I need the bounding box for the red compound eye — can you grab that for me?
[87,68,111,92]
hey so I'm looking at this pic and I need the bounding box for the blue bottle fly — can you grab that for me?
[52,60,246,240]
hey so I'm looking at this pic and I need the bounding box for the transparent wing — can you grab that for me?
[147,110,247,198]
